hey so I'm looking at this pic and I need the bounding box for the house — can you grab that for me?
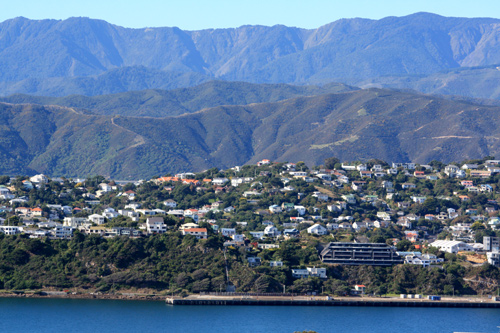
[249,231,265,240]
[327,201,347,212]
[316,173,332,181]
[15,207,31,216]
[99,183,113,192]
[397,217,413,229]
[413,171,425,178]
[401,183,416,190]
[359,171,372,178]
[312,191,329,201]
[480,184,493,193]
[53,226,74,239]
[444,165,459,177]
[182,228,208,239]
[257,159,271,166]
[146,217,166,234]
[88,214,106,225]
[264,225,281,237]
[30,174,48,184]
[352,222,368,231]
[247,257,262,267]
[22,180,33,189]
[461,180,474,187]
[377,212,391,221]
[404,254,443,268]
[182,179,201,186]
[102,207,118,219]
[411,196,426,204]
[270,261,283,267]
[269,205,282,214]
[163,199,177,208]
[461,164,478,170]
[31,207,44,217]
[392,163,416,170]
[221,228,236,237]
[470,170,492,178]
[351,181,366,191]
[294,205,306,216]
[212,178,229,186]
[292,267,327,279]
[281,203,295,211]
[342,194,356,204]
[341,163,356,171]
[307,223,328,235]
[0,226,22,235]
[284,228,299,237]
[353,285,366,294]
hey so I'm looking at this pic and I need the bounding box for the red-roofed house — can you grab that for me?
[182,228,208,239]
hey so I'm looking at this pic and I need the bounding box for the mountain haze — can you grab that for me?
[2,13,500,96]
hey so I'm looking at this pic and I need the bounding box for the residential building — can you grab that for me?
[320,242,404,266]
[307,223,328,235]
[292,267,327,279]
[429,240,474,253]
[182,228,208,239]
[146,217,166,234]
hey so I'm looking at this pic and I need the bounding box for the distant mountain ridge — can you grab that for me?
[2,13,500,96]
[2,88,500,178]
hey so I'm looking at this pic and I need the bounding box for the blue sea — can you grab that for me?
[0,298,499,332]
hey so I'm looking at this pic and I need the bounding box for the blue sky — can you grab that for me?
[2,0,500,30]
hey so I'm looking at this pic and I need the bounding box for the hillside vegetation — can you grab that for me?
[0,81,355,117]
[3,88,500,178]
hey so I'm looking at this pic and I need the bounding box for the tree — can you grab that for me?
[396,239,412,251]
[324,157,340,170]
[0,175,10,185]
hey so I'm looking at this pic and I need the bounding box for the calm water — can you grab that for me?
[0,298,499,333]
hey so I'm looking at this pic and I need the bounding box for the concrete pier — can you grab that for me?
[166,296,500,308]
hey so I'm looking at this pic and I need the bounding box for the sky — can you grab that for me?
[2,0,500,30]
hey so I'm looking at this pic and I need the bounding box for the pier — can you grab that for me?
[166,295,500,308]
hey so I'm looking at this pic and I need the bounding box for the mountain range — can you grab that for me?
[2,13,500,98]
[3,13,500,178]
[2,87,500,178]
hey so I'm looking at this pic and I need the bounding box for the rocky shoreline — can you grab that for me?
[0,291,166,301]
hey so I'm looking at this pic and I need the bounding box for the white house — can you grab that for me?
[212,178,229,186]
[270,261,283,267]
[292,267,327,279]
[0,226,22,235]
[307,223,328,235]
[294,205,307,216]
[146,217,167,234]
[88,214,105,225]
[163,199,177,208]
[269,205,283,214]
[264,225,281,237]
[221,228,236,237]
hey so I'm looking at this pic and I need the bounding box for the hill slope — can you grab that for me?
[0,81,355,117]
[2,88,500,178]
[2,14,500,96]
[349,65,500,103]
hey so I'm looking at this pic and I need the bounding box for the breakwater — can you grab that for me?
[166,296,500,308]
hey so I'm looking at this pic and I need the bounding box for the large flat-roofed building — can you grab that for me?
[319,242,403,266]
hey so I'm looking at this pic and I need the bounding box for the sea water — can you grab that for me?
[0,298,499,333]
